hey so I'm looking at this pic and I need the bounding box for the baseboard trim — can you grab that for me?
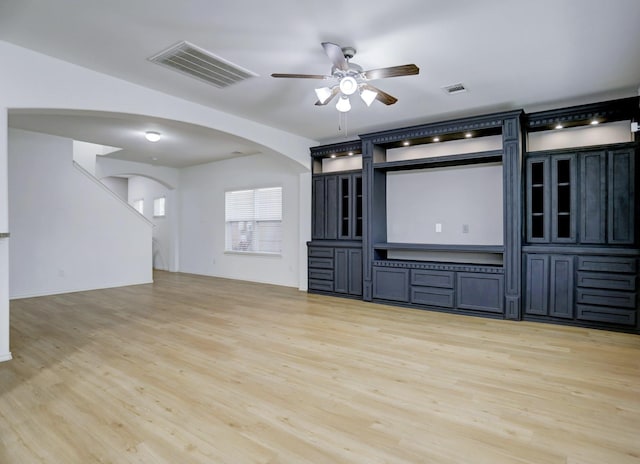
[9,279,153,300]
[0,352,13,363]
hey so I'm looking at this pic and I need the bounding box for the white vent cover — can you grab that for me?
[442,83,467,94]
[149,41,258,88]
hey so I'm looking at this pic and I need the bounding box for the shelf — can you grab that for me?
[373,150,503,172]
[374,242,504,253]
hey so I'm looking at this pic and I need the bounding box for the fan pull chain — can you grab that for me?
[337,111,349,137]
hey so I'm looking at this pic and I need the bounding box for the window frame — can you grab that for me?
[153,196,166,218]
[224,186,283,256]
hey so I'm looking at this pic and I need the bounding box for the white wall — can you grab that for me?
[128,176,176,272]
[101,176,128,201]
[8,129,153,298]
[0,106,8,361]
[179,153,300,287]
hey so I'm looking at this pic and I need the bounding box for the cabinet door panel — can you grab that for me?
[311,177,326,240]
[608,149,635,245]
[551,154,576,242]
[526,158,550,243]
[373,268,409,302]
[352,174,363,239]
[525,254,549,315]
[325,176,338,240]
[579,151,606,244]
[334,248,349,294]
[549,255,574,319]
[456,273,504,313]
[348,248,363,296]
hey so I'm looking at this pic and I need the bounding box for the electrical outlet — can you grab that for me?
[435,223,442,233]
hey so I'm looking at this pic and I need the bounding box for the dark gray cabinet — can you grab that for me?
[308,244,362,297]
[527,146,636,246]
[576,255,637,326]
[334,247,362,296]
[524,254,574,319]
[526,154,576,243]
[608,148,635,245]
[526,158,550,243]
[312,175,338,240]
[338,174,363,240]
[580,151,606,243]
[312,173,362,241]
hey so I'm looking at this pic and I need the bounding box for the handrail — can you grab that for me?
[72,161,154,227]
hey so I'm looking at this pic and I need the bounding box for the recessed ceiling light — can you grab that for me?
[433,137,440,142]
[330,154,336,158]
[145,131,161,142]
[403,141,410,146]
[555,123,563,130]
[465,132,472,138]
[590,119,599,125]
[348,152,354,156]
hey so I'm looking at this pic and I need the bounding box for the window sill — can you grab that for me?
[224,251,282,258]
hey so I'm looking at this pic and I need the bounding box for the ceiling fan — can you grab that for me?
[271,42,419,112]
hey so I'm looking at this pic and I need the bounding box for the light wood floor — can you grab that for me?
[1,272,639,464]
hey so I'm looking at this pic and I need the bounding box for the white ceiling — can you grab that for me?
[2,0,640,167]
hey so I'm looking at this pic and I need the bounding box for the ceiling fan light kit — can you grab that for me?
[272,42,419,113]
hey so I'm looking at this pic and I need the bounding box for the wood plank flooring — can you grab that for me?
[1,271,639,463]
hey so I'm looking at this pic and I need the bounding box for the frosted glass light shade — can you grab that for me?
[145,131,161,142]
[315,87,333,104]
[360,88,377,107]
[336,96,351,113]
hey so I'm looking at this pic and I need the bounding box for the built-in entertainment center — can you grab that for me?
[307,97,639,333]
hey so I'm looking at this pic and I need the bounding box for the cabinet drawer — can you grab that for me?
[308,257,333,269]
[577,256,637,273]
[577,272,636,291]
[576,288,636,309]
[411,287,454,308]
[308,279,334,292]
[411,270,455,288]
[308,247,334,258]
[576,304,636,326]
[308,268,333,281]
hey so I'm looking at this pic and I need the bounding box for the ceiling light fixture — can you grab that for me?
[330,154,336,158]
[555,123,563,130]
[433,137,440,142]
[590,119,599,125]
[145,131,161,142]
[348,152,354,156]
[336,95,351,113]
[465,132,472,138]
[403,141,410,146]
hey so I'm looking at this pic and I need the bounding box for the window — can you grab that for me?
[153,196,166,217]
[132,198,144,215]
[225,187,282,254]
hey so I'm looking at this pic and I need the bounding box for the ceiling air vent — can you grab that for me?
[442,83,467,95]
[148,41,258,88]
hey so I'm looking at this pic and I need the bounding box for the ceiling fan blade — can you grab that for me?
[363,64,419,80]
[362,84,398,105]
[321,42,349,71]
[271,73,329,79]
[314,86,340,106]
